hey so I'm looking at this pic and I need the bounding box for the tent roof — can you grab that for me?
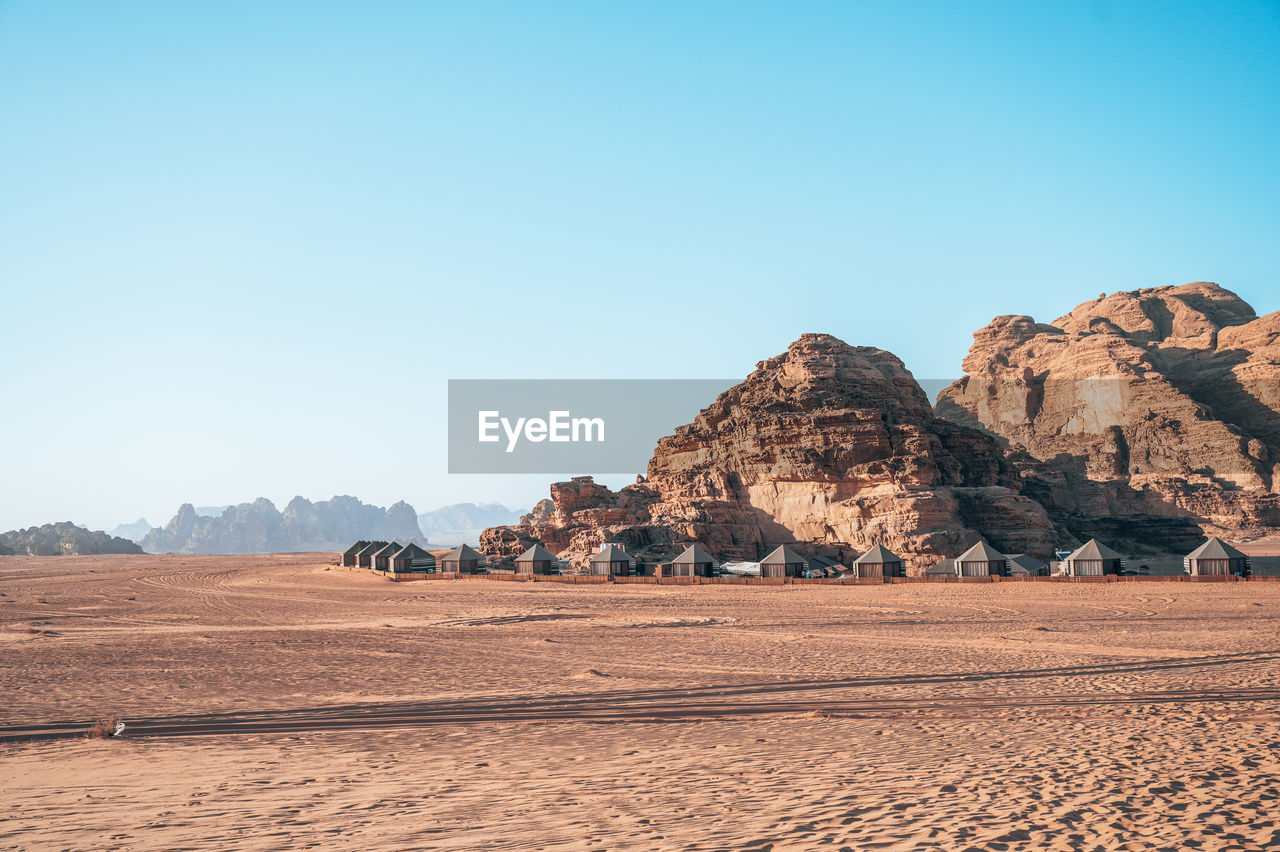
[589,543,634,564]
[855,544,902,564]
[957,541,1006,563]
[1006,554,1044,573]
[443,543,484,561]
[672,544,715,565]
[924,559,956,575]
[1067,538,1124,562]
[343,540,369,556]
[356,541,387,556]
[807,555,838,569]
[516,544,556,562]
[1186,537,1247,560]
[371,541,402,558]
[760,545,807,565]
[391,543,432,560]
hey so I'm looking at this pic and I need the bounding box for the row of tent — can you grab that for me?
[572,543,905,579]
[577,537,1254,578]
[343,535,1253,578]
[341,540,486,573]
[925,540,1095,578]
[340,539,897,578]
[925,537,1252,578]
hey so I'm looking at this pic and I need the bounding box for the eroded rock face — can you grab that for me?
[479,477,671,567]
[480,334,1057,572]
[937,282,1280,542]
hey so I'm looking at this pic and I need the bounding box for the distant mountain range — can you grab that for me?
[15,499,526,556]
[417,502,521,540]
[141,495,427,554]
[109,518,153,542]
[0,522,143,556]
[108,508,249,543]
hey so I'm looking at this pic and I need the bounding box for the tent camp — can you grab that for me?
[670,544,716,577]
[1006,554,1046,576]
[342,541,369,567]
[1184,538,1251,576]
[371,542,402,572]
[390,543,436,573]
[1065,539,1125,576]
[356,541,388,570]
[441,543,485,574]
[956,541,1008,577]
[853,545,905,578]
[760,545,807,578]
[589,544,637,576]
[515,544,558,575]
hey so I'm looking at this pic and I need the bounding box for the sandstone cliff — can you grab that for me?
[481,334,1057,573]
[936,282,1280,544]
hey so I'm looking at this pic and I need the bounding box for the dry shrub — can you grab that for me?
[85,717,123,740]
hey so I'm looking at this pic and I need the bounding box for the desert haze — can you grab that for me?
[2,554,1279,850]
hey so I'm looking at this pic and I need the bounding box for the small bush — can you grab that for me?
[85,717,124,739]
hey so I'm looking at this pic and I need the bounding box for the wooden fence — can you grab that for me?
[363,569,1274,585]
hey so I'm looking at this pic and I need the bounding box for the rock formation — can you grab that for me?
[108,518,152,543]
[481,334,1057,572]
[142,495,428,554]
[0,522,144,556]
[417,503,522,541]
[936,282,1280,546]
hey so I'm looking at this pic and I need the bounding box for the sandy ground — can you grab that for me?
[1,554,1279,850]
[1239,536,1280,557]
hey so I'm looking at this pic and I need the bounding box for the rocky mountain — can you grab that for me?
[108,518,152,543]
[481,334,1057,573]
[0,522,144,556]
[936,282,1279,547]
[417,503,521,539]
[142,496,427,554]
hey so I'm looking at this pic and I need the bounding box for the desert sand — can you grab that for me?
[2,554,1279,850]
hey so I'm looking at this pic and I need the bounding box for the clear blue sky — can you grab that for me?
[2,1,1277,532]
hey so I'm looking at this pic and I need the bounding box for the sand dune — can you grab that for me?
[2,553,1279,849]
